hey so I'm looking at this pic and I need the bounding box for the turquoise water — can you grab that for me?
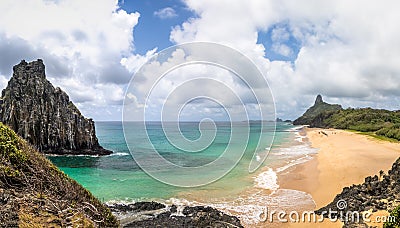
[48,122,296,202]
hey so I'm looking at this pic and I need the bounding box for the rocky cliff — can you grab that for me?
[0,59,111,155]
[293,95,342,126]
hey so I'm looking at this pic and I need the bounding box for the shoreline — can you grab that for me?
[279,127,400,227]
[101,127,400,227]
[100,126,400,227]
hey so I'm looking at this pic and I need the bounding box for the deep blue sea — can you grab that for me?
[48,121,317,225]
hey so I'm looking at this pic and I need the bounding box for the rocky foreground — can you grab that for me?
[0,122,118,226]
[108,201,243,228]
[0,59,111,155]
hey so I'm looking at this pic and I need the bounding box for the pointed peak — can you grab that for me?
[315,94,323,105]
[13,59,46,79]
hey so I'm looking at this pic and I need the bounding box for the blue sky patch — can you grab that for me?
[257,23,302,62]
[118,0,195,55]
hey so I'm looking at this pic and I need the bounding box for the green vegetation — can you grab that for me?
[348,130,399,143]
[384,204,400,227]
[0,123,27,180]
[295,96,400,226]
[319,108,400,141]
[294,95,400,142]
[0,123,26,165]
[0,122,118,227]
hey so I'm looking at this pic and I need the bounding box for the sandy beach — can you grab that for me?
[279,128,400,227]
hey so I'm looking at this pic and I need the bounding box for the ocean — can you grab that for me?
[48,121,318,226]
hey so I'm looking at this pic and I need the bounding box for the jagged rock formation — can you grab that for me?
[293,95,342,126]
[0,59,111,155]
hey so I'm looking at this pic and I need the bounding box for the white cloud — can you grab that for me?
[126,92,146,108]
[121,48,158,73]
[154,7,178,19]
[123,45,274,121]
[0,75,8,90]
[2,0,400,121]
[0,0,140,120]
[272,43,293,57]
[271,27,290,42]
[170,0,400,120]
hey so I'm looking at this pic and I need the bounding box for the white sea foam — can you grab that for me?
[285,125,306,132]
[161,190,315,225]
[165,197,194,206]
[215,189,314,225]
[171,205,186,217]
[271,144,318,157]
[276,155,313,173]
[105,198,136,206]
[107,152,130,157]
[105,175,315,226]
[45,153,102,157]
[294,131,307,142]
[272,134,318,175]
[112,178,128,182]
[254,168,279,191]
[46,152,130,157]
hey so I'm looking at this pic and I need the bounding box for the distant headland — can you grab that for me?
[294,94,400,142]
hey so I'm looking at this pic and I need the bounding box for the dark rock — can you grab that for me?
[0,59,111,155]
[315,94,323,105]
[343,221,369,228]
[0,190,19,227]
[170,205,177,213]
[109,201,165,213]
[109,202,243,228]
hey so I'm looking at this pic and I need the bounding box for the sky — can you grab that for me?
[1,0,400,121]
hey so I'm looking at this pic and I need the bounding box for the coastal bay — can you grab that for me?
[2,1,400,226]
